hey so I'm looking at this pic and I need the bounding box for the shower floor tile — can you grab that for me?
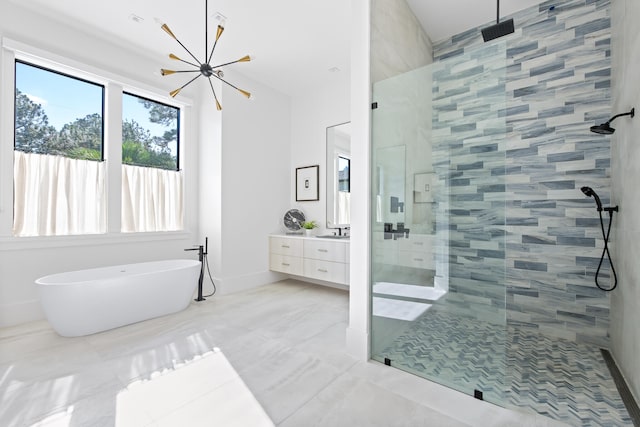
[378,308,633,426]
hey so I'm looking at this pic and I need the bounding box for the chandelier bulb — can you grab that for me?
[161,69,176,76]
[169,88,181,97]
[169,54,181,61]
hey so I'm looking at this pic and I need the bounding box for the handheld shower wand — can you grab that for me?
[580,186,603,211]
[580,187,618,291]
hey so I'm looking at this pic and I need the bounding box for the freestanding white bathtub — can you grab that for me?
[36,259,201,337]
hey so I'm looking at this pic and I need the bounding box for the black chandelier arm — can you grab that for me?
[168,69,202,74]
[212,73,244,93]
[207,78,222,110]
[172,37,202,66]
[213,74,251,98]
[174,57,200,68]
[211,57,248,69]
[176,74,202,92]
[207,38,221,65]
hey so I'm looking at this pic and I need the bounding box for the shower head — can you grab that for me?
[482,0,514,42]
[482,19,515,42]
[581,186,603,212]
[590,108,635,135]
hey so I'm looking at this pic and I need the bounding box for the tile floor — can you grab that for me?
[378,306,632,426]
[1,279,569,427]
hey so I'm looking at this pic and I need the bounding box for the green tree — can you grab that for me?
[139,99,178,127]
[14,89,58,154]
[56,113,103,159]
[122,119,176,170]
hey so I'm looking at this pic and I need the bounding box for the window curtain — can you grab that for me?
[121,164,183,233]
[338,191,351,225]
[13,151,106,236]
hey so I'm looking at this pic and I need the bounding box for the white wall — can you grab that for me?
[290,74,351,235]
[610,0,640,403]
[198,72,292,294]
[0,0,200,327]
[347,0,372,360]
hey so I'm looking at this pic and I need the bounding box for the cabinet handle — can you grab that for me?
[413,258,424,262]
[318,249,328,253]
[282,263,290,266]
[413,242,424,246]
[281,245,290,248]
[318,268,328,273]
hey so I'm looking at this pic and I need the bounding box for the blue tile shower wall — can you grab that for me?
[432,0,611,346]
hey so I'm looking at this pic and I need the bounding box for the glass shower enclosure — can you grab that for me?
[370,41,508,405]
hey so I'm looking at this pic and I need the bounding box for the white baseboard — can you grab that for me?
[0,300,44,329]
[214,270,287,295]
[346,326,369,361]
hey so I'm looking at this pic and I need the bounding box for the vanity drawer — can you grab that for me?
[269,254,303,276]
[303,259,347,285]
[269,236,303,257]
[303,239,347,263]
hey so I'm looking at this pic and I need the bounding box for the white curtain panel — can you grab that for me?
[13,151,106,236]
[121,164,183,233]
[338,191,351,225]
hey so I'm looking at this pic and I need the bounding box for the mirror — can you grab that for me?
[326,122,351,229]
[374,145,406,224]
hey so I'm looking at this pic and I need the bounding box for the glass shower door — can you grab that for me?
[370,41,508,405]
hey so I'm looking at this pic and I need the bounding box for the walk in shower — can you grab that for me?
[369,0,634,425]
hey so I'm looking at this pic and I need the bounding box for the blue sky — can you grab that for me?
[16,61,177,156]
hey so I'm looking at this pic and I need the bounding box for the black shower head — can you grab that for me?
[482,0,514,42]
[482,18,515,42]
[581,186,603,211]
[590,108,635,135]
[590,122,616,135]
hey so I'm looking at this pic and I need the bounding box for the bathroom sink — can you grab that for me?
[316,235,350,240]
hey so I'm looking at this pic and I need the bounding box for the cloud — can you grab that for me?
[25,93,48,107]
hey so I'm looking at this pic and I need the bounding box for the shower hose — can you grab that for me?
[595,208,617,292]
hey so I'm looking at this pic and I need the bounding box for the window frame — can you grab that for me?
[0,37,192,246]
[14,59,106,161]
[122,90,181,171]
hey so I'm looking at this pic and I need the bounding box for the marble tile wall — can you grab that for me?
[431,0,612,346]
[371,0,432,83]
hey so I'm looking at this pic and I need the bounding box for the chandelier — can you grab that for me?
[159,0,252,110]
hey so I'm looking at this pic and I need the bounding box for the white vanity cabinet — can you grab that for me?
[269,236,304,276]
[269,235,349,285]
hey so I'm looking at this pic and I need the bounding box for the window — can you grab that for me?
[338,155,350,192]
[121,93,183,233]
[122,93,179,170]
[9,51,185,238]
[13,61,106,236]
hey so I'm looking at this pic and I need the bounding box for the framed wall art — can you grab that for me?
[296,165,319,201]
